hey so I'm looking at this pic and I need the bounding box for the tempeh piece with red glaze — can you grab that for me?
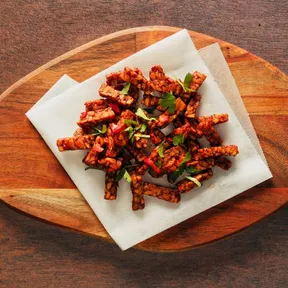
[143,182,180,203]
[157,98,186,128]
[162,146,187,174]
[104,173,118,200]
[197,121,223,146]
[215,157,233,170]
[57,135,95,151]
[85,99,108,111]
[131,174,145,211]
[141,94,160,107]
[186,158,215,171]
[177,169,213,193]
[98,157,122,173]
[189,71,207,91]
[149,65,183,95]
[83,136,105,166]
[77,108,115,129]
[194,145,239,160]
[149,128,165,145]
[185,94,201,119]
[198,114,229,125]
[126,144,146,162]
[99,83,134,107]
[107,67,154,94]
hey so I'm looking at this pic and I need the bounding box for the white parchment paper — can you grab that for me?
[26,30,272,250]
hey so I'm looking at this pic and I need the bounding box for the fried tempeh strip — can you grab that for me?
[186,158,215,171]
[215,157,233,170]
[185,94,201,119]
[157,98,186,128]
[73,128,85,137]
[198,114,229,125]
[170,123,192,138]
[99,83,134,106]
[162,146,187,174]
[98,157,122,173]
[85,99,108,112]
[77,108,115,129]
[141,94,160,107]
[197,121,223,146]
[149,65,183,95]
[104,173,118,200]
[107,67,154,94]
[189,71,207,91]
[83,136,105,165]
[57,135,95,151]
[185,138,201,154]
[143,182,180,203]
[149,128,165,145]
[194,145,239,160]
[177,169,213,193]
[126,144,146,162]
[131,174,145,211]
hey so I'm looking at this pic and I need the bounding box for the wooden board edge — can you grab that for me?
[1,26,286,102]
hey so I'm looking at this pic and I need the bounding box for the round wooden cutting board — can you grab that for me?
[0,26,287,252]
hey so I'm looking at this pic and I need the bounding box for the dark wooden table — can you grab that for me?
[0,1,287,287]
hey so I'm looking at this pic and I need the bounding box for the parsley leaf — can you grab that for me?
[123,170,132,183]
[115,168,131,183]
[116,168,126,181]
[120,82,131,95]
[158,141,165,157]
[185,176,201,187]
[124,126,134,139]
[124,119,138,126]
[140,123,147,133]
[186,166,202,175]
[159,92,176,114]
[180,152,191,165]
[184,73,193,91]
[135,108,156,121]
[172,134,184,146]
[91,124,107,136]
[155,159,162,168]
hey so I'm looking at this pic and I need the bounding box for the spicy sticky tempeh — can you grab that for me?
[194,145,239,160]
[57,135,95,151]
[104,173,118,200]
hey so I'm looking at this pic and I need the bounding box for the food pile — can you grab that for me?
[57,66,239,210]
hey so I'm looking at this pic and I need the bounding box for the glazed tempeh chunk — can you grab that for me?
[98,157,122,173]
[83,136,105,165]
[143,182,180,203]
[177,169,213,193]
[141,94,160,107]
[197,121,223,146]
[57,135,95,151]
[99,83,134,107]
[194,145,239,160]
[198,114,229,125]
[131,174,145,211]
[215,157,233,170]
[162,146,187,174]
[126,144,146,162]
[189,71,207,91]
[77,108,115,129]
[85,99,109,111]
[104,173,118,200]
[186,158,215,171]
[185,94,201,119]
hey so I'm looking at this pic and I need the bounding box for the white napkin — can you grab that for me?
[26,30,272,250]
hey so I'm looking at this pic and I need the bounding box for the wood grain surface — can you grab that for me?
[0,1,287,287]
[0,26,287,253]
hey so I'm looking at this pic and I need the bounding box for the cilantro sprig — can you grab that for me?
[168,152,191,183]
[120,83,131,95]
[172,134,184,146]
[157,141,165,157]
[135,108,156,121]
[116,168,132,183]
[91,124,107,136]
[159,92,176,114]
[174,73,195,92]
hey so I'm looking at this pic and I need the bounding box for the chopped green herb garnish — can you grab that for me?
[180,152,191,165]
[120,82,131,95]
[172,134,184,146]
[124,126,134,139]
[116,168,131,184]
[124,119,138,126]
[155,159,162,168]
[185,176,201,187]
[186,166,202,175]
[140,123,147,133]
[91,124,107,136]
[174,73,195,92]
[158,141,165,157]
[135,108,156,121]
[159,92,176,114]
